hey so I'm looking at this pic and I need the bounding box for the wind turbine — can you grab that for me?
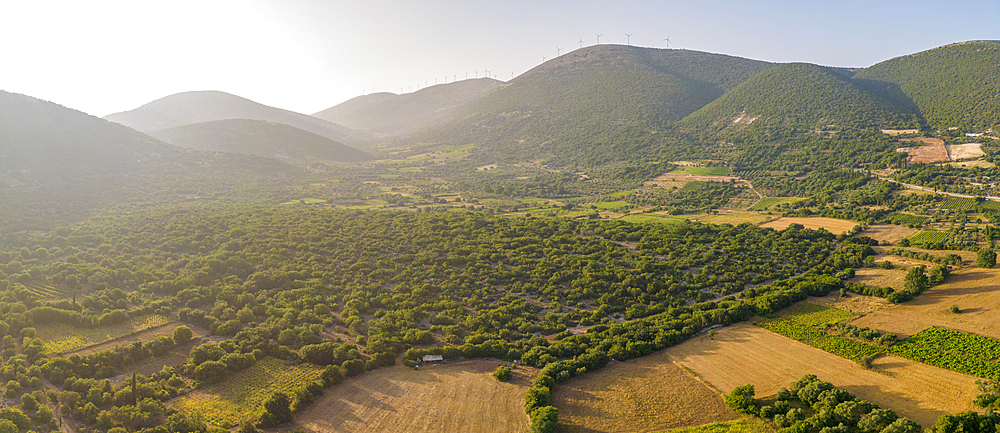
[664,35,671,49]
[625,33,633,46]
[542,55,547,63]
[596,33,602,44]
[475,70,478,78]
[578,37,584,48]
[556,47,561,57]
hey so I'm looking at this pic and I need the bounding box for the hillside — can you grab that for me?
[149,119,371,163]
[413,45,773,166]
[854,40,1000,132]
[0,91,301,231]
[682,63,920,132]
[105,90,370,146]
[313,78,502,138]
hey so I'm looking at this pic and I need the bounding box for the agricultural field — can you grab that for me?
[659,419,774,433]
[907,230,948,246]
[280,197,327,205]
[946,143,985,160]
[777,302,854,327]
[665,323,978,427]
[758,217,856,234]
[747,197,805,211]
[36,314,174,354]
[897,137,949,164]
[20,281,71,299]
[754,319,884,364]
[552,351,739,433]
[620,213,689,224]
[848,268,906,293]
[884,213,927,226]
[938,197,977,211]
[697,211,772,226]
[174,357,323,427]
[283,360,535,433]
[858,224,919,245]
[70,323,210,357]
[891,327,1000,378]
[850,267,1000,339]
[670,166,730,176]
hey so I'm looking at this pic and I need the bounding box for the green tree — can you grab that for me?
[528,406,558,433]
[724,384,757,414]
[173,326,194,345]
[263,391,293,425]
[978,248,997,268]
[493,366,513,382]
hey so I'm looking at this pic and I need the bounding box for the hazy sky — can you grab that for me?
[2,0,998,117]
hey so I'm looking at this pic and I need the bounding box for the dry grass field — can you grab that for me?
[881,129,920,136]
[859,224,919,245]
[665,323,978,427]
[759,217,857,234]
[552,352,739,433]
[849,268,906,290]
[850,267,1000,339]
[698,211,772,226]
[281,360,536,433]
[946,143,985,160]
[897,138,949,164]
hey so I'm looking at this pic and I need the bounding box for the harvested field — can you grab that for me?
[947,143,985,160]
[897,138,948,164]
[859,224,919,245]
[851,267,1000,339]
[552,352,739,433]
[665,323,979,427]
[283,360,536,433]
[759,217,856,234]
[697,211,772,226]
[942,159,996,169]
[849,268,906,292]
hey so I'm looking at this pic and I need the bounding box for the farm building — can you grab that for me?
[422,355,444,363]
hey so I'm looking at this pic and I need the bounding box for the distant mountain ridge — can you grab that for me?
[105,90,370,146]
[149,119,371,163]
[313,78,502,139]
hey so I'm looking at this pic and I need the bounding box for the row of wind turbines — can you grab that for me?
[547,34,671,64]
[362,33,673,96]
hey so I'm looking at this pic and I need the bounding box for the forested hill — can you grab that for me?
[681,63,920,132]
[408,45,771,167]
[0,91,178,182]
[853,40,1000,132]
[105,91,370,147]
[149,119,372,163]
[0,91,302,232]
[313,78,503,139]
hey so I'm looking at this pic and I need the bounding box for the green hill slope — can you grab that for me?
[415,45,772,167]
[682,63,919,132]
[149,119,371,163]
[853,40,1000,131]
[105,90,370,146]
[313,78,502,138]
[0,91,301,231]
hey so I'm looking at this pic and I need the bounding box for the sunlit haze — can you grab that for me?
[2,0,998,117]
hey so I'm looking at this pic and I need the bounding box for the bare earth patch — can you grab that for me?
[281,360,536,433]
[552,352,739,433]
[882,129,920,136]
[848,268,906,292]
[859,224,919,245]
[759,217,857,234]
[946,143,985,161]
[665,323,978,428]
[897,138,949,164]
[851,267,1000,339]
